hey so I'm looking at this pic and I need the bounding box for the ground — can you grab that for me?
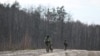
[0,49,100,56]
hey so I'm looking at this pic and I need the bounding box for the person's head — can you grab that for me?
[47,35,49,38]
[64,40,66,42]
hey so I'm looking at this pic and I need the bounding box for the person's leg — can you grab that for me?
[64,45,67,50]
[64,45,66,50]
[45,43,49,53]
[50,45,53,52]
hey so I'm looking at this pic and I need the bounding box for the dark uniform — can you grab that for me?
[64,40,68,50]
[44,35,53,52]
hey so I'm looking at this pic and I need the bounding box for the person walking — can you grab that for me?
[44,35,53,52]
[64,40,68,50]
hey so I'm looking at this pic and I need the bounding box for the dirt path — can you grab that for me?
[0,49,100,56]
[0,49,64,56]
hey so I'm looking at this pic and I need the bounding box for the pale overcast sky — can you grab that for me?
[0,0,100,25]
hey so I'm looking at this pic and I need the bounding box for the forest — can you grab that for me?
[0,1,100,51]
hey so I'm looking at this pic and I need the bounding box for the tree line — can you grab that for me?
[0,2,100,51]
